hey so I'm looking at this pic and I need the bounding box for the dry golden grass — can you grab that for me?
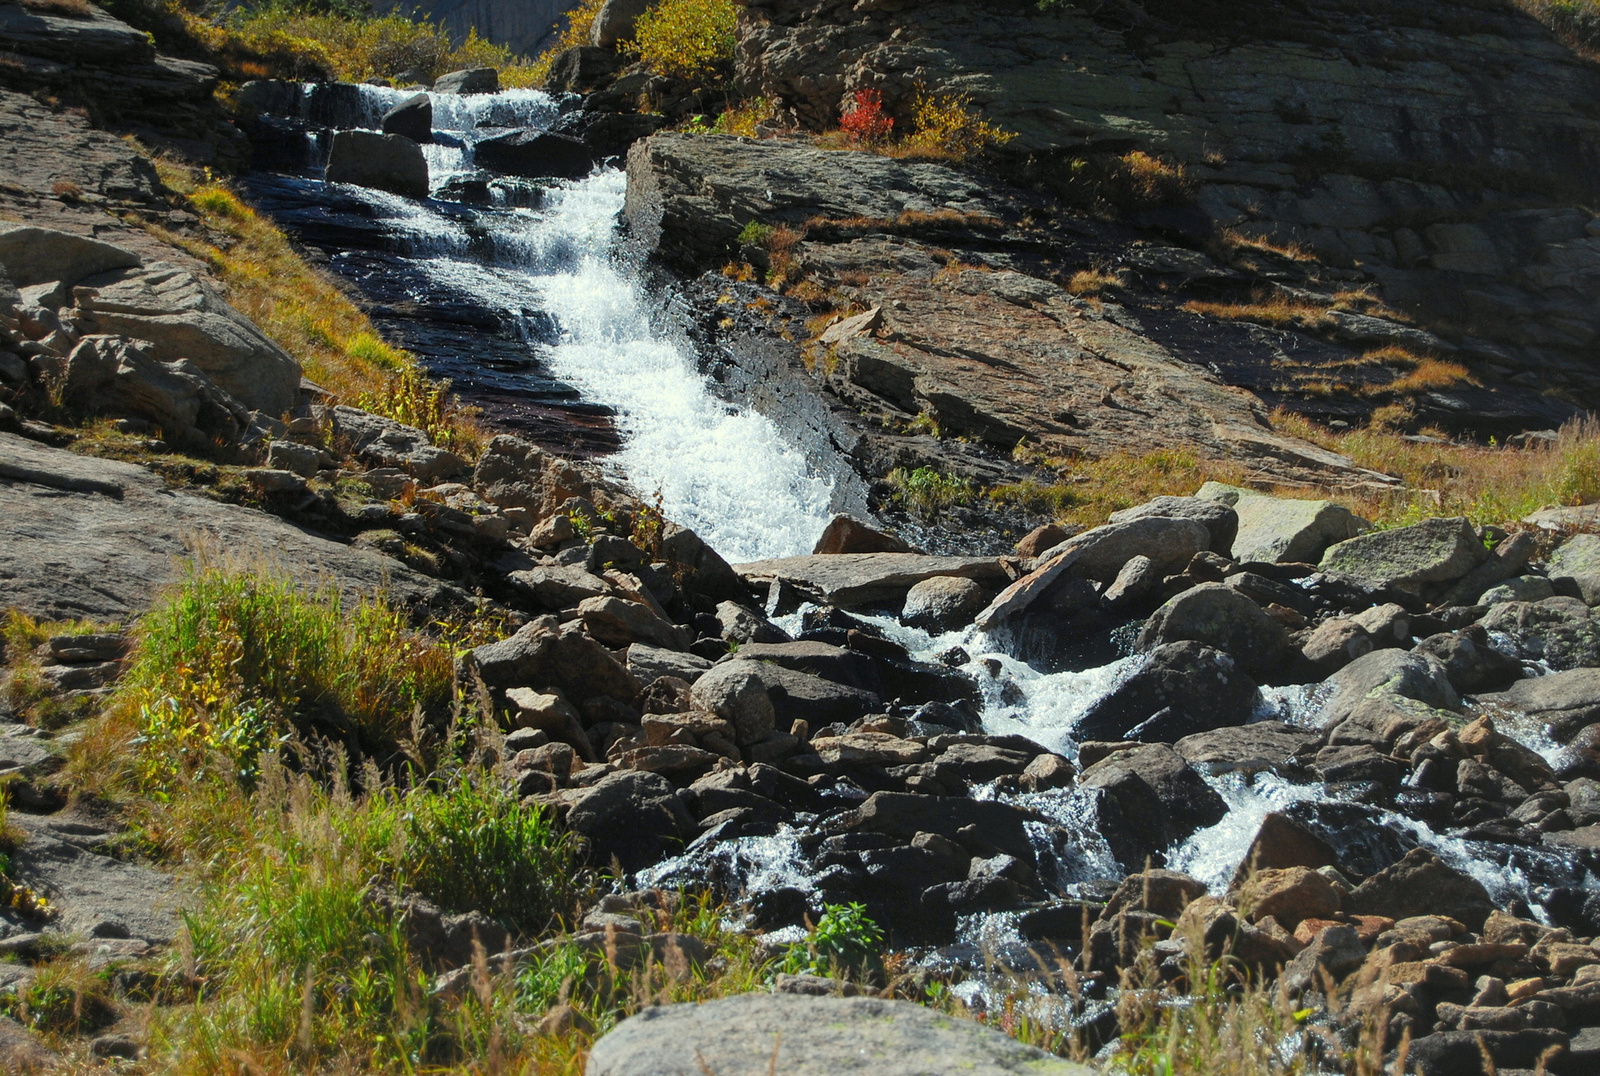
[991,448,1252,528]
[1066,267,1127,296]
[1184,291,1338,331]
[147,158,483,455]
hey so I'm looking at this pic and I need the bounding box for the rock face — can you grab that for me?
[474,129,594,179]
[733,552,1007,609]
[734,0,1600,400]
[371,0,568,57]
[0,431,448,620]
[626,133,1393,477]
[1137,583,1289,677]
[325,130,431,200]
[586,992,1090,1075]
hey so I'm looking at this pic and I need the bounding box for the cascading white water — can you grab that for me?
[317,86,839,562]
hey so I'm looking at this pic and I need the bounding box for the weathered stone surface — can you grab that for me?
[627,643,712,685]
[0,221,141,289]
[62,334,252,443]
[1047,516,1211,582]
[1080,744,1227,867]
[0,431,446,620]
[1076,641,1262,744]
[579,595,691,650]
[563,770,695,872]
[1319,517,1488,595]
[1316,648,1460,729]
[1483,596,1600,672]
[508,564,612,609]
[901,575,990,632]
[470,619,639,702]
[1550,533,1600,578]
[1108,496,1239,557]
[325,130,430,200]
[0,1016,57,1074]
[586,992,1090,1075]
[1481,668,1600,740]
[589,0,652,48]
[10,811,178,943]
[331,405,466,482]
[1175,721,1320,773]
[1346,848,1495,931]
[1197,484,1367,565]
[690,660,778,745]
[733,552,1006,609]
[1137,583,1289,675]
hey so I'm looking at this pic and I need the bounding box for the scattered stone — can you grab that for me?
[1197,484,1366,564]
[812,513,911,554]
[1319,516,1488,596]
[563,770,696,872]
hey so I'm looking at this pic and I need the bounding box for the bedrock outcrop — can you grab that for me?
[735,0,1600,401]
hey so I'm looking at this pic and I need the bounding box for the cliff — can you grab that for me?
[371,0,569,55]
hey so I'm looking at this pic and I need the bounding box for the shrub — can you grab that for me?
[781,902,884,980]
[901,88,1016,160]
[711,95,776,137]
[526,0,608,83]
[840,88,894,144]
[401,775,576,934]
[628,0,737,84]
[114,562,453,795]
[887,466,975,516]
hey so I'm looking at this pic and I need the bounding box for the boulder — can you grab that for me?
[1479,575,1555,605]
[1281,923,1366,995]
[1041,515,1211,582]
[381,91,432,143]
[1482,596,1600,671]
[1075,641,1262,744]
[474,130,595,180]
[1235,866,1341,928]
[1299,617,1373,678]
[1136,583,1289,676]
[1413,625,1524,694]
[1481,667,1600,740]
[1549,533,1600,578]
[563,770,696,872]
[1108,495,1239,556]
[689,660,778,745]
[1316,648,1460,729]
[1233,812,1340,877]
[325,130,430,200]
[1197,483,1366,564]
[1175,721,1321,773]
[901,575,990,632]
[1345,848,1495,931]
[433,67,498,94]
[714,601,789,645]
[0,222,141,289]
[848,791,1039,860]
[1318,517,1488,595]
[1015,522,1072,559]
[61,334,250,443]
[1080,744,1227,868]
[469,619,639,702]
[70,261,303,416]
[589,0,653,48]
[543,45,625,94]
[626,643,712,685]
[507,564,612,610]
[812,513,911,554]
[586,993,1090,1076]
[734,552,1007,610]
[726,641,878,694]
[579,595,691,650]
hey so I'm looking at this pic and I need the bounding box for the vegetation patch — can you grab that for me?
[627,0,737,85]
[888,466,977,517]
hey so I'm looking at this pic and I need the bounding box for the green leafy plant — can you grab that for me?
[887,466,975,517]
[780,902,884,980]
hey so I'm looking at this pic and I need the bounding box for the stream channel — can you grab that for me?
[241,84,1595,1024]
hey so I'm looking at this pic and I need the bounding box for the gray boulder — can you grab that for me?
[1080,743,1227,868]
[507,564,612,610]
[1482,596,1600,672]
[1197,482,1366,564]
[325,130,430,199]
[1175,721,1321,774]
[901,575,991,631]
[1477,575,1554,605]
[70,260,302,416]
[1318,516,1487,595]
[587,992,1090,1076]
[62,334,250,443]
[1108,495,1239,556]
[690,660,778,745]
[469,619,639,702]
[434,67,498,94]
[626,642,712,685]
[1316,648,1459,729]
[714,601,790,645]
[695,658,880,736]
[579,595,691,650]
[1041,515,1210,582]
[1480,667,1600,740]
[0,222,141,288]
[1549,533,1600,578]
[1136,582,1289,676]
[1414,626,1524,694]
[1298,617,1373,678]
[1075,641,1262,743]
[381,91,432,143]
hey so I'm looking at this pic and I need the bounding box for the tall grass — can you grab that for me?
[107,561,452,797]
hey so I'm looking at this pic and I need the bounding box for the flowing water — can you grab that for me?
[245,87,1593,1006]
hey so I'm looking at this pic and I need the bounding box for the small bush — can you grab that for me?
[781,902,884,980]
[628,0,737,85]
[900,88,1016,160]
[711,95,776,137]
[840,88,894,144]
[888,466,975,517]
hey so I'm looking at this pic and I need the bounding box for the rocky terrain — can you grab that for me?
[2,0,1600,1073]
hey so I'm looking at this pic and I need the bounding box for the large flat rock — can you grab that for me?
[9,811,180,944]
[732,551,1008,609]
[0,431,448,620]
[585,992,1090,1076]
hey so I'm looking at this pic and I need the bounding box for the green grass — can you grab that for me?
[102,560,453,797]
[888,466,976,517]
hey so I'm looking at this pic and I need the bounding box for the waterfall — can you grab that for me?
[311,85,843,562]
